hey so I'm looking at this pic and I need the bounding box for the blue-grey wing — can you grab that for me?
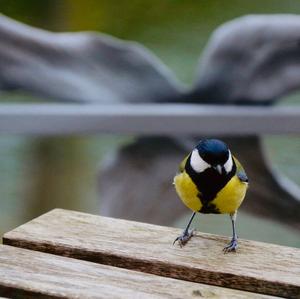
[237,171,248,183]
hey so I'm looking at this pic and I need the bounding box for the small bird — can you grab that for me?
[173,139,248,253]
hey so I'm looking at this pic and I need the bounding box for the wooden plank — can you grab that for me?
[0,103,300,136]
[3,209,300,298]
[0,245,273,299]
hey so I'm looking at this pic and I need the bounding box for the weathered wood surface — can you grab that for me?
[3,209,300,298]
[1,103,300,136]
[0,245,275,299]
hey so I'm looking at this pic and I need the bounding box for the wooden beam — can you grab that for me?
[0,103,300,136]
[1,245,270,299]
[4,209,300,298]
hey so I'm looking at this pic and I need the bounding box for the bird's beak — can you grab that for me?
[214,165,223,175]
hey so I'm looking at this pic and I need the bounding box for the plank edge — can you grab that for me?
[3,236,299,299]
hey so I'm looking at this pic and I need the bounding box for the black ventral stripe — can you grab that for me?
[185,155,236,212]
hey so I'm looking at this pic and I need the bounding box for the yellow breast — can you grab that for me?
[174,171,202,212]
[211,175,248,214]
[174,171,248,214]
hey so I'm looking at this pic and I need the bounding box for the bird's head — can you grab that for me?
[190,139,233,175]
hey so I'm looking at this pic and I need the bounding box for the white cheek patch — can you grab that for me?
[190,149,210,173]
[224,150,233,173]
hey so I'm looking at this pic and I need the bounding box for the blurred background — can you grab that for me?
[0,0,299,246]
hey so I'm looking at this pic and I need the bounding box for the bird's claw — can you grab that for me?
[173,229,195,247]
[223,238,238,253]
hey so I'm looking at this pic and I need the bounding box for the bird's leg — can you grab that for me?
[223,211,238,253]
[173,212,196,247]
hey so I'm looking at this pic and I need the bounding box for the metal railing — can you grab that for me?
[0,103,300,136]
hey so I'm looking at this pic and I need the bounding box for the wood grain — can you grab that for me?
[3,209,300,298]
[0,245,274,299]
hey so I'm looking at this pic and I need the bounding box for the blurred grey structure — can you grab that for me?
[0,14,300,229]
[0,14,183,103]
[189,15,300,105]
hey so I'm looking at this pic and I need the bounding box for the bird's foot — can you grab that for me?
[173,229,194,247]
[223,237,238,254]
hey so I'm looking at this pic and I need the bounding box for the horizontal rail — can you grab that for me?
[0,103,300,136]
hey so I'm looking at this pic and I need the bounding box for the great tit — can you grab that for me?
[173,139,248,253]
